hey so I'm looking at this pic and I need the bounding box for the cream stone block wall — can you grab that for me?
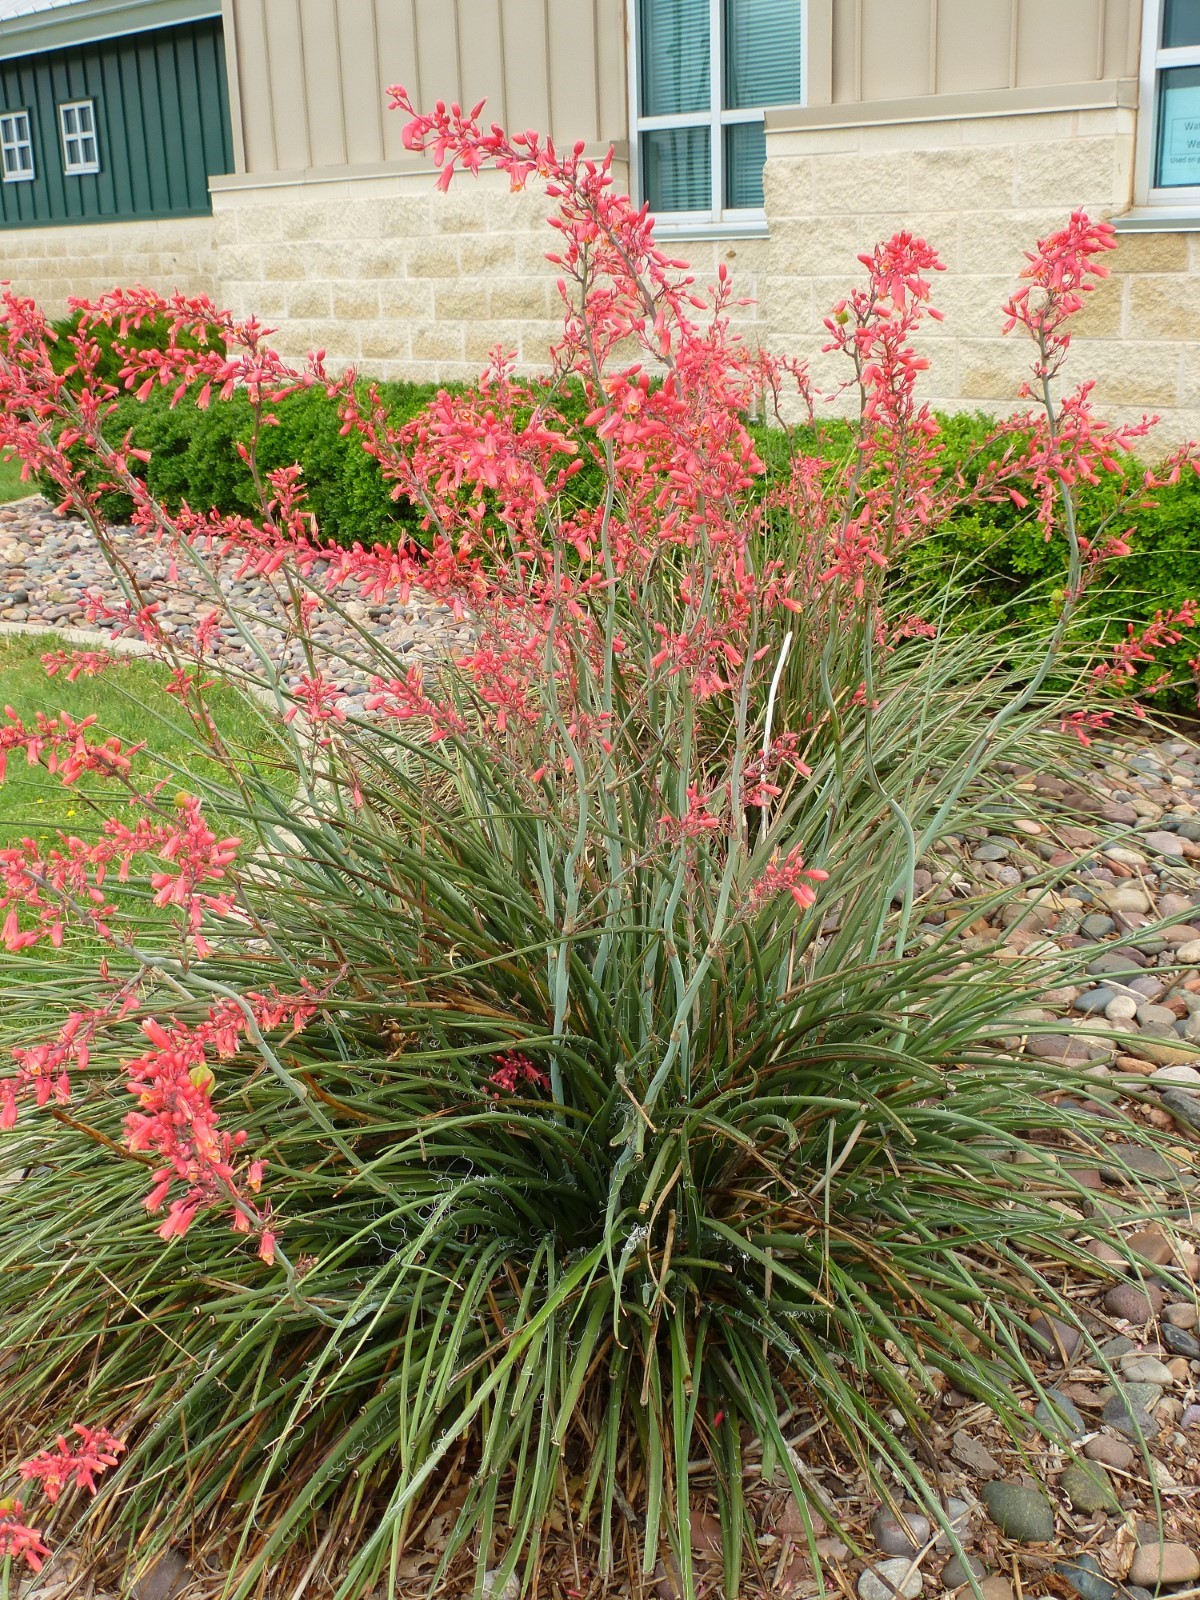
[209,162,772,385]
[0,217,220,316]
[213,164,640,382]
[759,103,1200,452]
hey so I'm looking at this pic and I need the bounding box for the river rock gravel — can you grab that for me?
[5,493,1200,1597]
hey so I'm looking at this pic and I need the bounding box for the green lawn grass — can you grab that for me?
[0,450,33,504]
[0,632,286,848]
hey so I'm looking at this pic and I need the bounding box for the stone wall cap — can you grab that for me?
[766,78,1139,135]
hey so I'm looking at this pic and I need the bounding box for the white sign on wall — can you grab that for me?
[1159,75,1200,185]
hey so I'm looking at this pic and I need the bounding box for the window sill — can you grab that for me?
[651,220,770,242]
[1112,206,1200,232]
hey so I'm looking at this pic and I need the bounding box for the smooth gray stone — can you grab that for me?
[1033,1390,1086,1441]
[1055,1555,1116,1600]
[980,1482,1055,1543]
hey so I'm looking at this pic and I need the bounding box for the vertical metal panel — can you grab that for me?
[547,0,598,140]
[229,0,273,169]
[805,0,835,104]
[221,0,631,177]
[264,0,311,168]
[500,0,552,133]
[413,0,461,112]
[0,19,234,228]
[831,0,859,102]
[375,0,422,160]
[1014,0,1103,86]
[459,0,505,125]
[1102,0,1140,77]
[337,0,384,163]
[935,0,1014,92]
[155,31,192,208]
[299,0,346,166]
[858,0,931,100]
[594,0,627,145]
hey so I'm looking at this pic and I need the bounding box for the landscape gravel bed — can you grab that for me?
[0,498,473,695]
[3,495,1200,1598]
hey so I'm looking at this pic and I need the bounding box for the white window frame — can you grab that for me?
[58,98,99,177]
[627,0,806,238]
[0,110,34,184]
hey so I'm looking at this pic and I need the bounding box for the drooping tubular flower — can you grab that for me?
[0,1499,50,1573]
[20,1425,126,1504]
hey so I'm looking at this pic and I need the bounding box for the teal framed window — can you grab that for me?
[0,109,34,183]
[1136,0,1200,204]
[632,0,803,227]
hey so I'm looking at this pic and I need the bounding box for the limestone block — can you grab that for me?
[926,275,1013,337]
[483,188,548,233]
[909,147,1015,212]
[358,321,408,363]
[466,320,523,364]
[508,234,553,277]
[957,208,1073,276]
[761,155,814,218]
[248,283,288,317]
[1128,276,1200,343]
[286,282,333,319]
[1067,271,1125,338]
[1114,231,1188,274]
[378,280,435,320]
[412,322,465,362]
[434,280,490,322]
[959,336,1039,402]
[403,239,462,279]
[815,153,911,214]
[517,320,564,364]
[430,192,491,234]
[317,200,389,244]
[352,244,401,279]
[259,251,308,282]
[425,360,490,384]
[217,246,261,282]
[332,283,381,321]
[375,196,432,237]
[1073,339,1180,408]
[488,277,553,319]
[1014,137,1120,208]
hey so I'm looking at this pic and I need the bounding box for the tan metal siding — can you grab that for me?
[265,0,312,167]
[832,0,1141,104]
[338,0,385,164]
[934,0,1014,95]
[225,0,626,176]
[860,0,931,101]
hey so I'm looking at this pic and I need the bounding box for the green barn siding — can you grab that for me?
[0,18,232,228]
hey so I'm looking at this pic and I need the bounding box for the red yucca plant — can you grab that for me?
[0,95,1195,1599]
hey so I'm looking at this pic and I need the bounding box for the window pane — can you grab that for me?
[1163,0,1200,47]
[724,0,803,107]
[1156,65,1200,185]
[724,119,766,206]
[642,125,711,210]
[640,0,710,116]
[63,105,77,135]
[79,102,94,134]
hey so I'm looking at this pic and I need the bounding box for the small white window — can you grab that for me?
[59,99,99,176]
[0,110,34,183]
